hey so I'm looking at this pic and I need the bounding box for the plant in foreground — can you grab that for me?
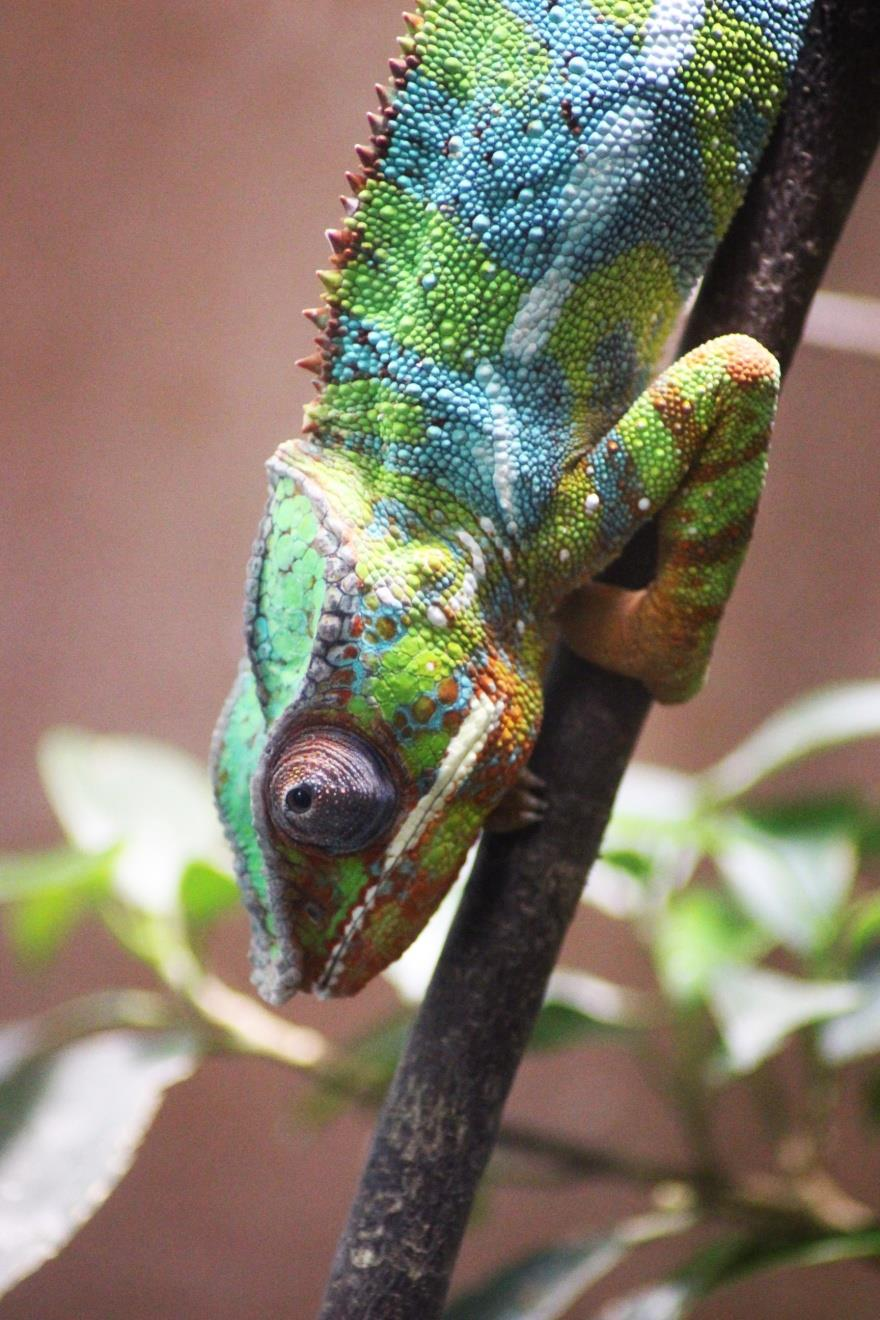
[1,682,880,1315]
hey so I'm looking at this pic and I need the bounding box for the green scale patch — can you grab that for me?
[253,482,326,723]
[340,179,528,371]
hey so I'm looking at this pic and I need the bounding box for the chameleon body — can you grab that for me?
[212,0,811,1002]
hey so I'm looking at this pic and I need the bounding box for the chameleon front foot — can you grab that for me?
[556,335,780,705]
[485,766,548,834]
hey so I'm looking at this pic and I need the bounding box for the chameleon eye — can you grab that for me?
[268,727,398,855]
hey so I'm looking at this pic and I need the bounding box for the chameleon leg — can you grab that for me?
[557,334,780,704]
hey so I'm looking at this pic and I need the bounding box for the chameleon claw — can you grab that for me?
[485,766,548,834]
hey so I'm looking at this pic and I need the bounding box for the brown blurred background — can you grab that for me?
[2,3,879,1316]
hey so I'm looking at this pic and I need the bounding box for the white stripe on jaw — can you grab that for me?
[315,690,502,997]
[382,689,501,875]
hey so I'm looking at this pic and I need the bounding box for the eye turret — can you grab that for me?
[267,727,398,855]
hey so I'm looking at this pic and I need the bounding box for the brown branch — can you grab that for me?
[319,5,880,1316]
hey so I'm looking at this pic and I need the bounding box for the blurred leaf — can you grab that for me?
[743,794,880,855]
[818,970,880,1064]
[585,765,700,918]
[383,857,473,1003]
[38,728,230,915]
[445,1237,627,1320]
[543,967,653,1032]
[845,894,880,969]
[445,1213,693,1320]
[612,764,698,828]
[530,966,652,1050]
[653,891,766,1004]
[179,860,238,926]
[594,1236,762,1319]
[529,1004,608,1052]
[703,683,880,803]
[0,1027,197,1300]
[6,891,88,966]
[595,1229,880,1318]
[708,966,861,1074]
[600,851,653,880]
[595,1281,692,1319]
[0,847,115,904]
[714,819,855,956]
[0,847,116,965]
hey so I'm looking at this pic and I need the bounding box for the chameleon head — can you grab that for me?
[211,443,543,1002]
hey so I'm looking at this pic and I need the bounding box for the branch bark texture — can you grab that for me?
[320,5,880,1315]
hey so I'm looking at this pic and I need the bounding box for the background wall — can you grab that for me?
[2,3,878,1315]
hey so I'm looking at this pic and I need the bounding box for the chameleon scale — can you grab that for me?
[212,0,811,1003]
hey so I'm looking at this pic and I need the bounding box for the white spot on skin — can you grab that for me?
[456,529,486,578]
[426,604,448,629]
[586,493,600,512]
[447,571,478,618]
[491,415,518,526]
[638,496,651,512]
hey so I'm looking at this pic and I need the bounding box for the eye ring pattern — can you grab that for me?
[267,726,399,856]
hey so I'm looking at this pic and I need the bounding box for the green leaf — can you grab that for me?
[708,966,861,1074]
[595,1230,880,1318]
[529,1004,628,1052]
[0,1028,198,1299]
[0,847,115,904]
[600,851,654,880]
[743,794,880,852]
[653,890,766,1004]
[38,728,231,915]
[585,765,700,918]
[445,1214,693,1320]
[178,860,239,926]
[533,969,652,1053]
[846,893,880,967]
[6,890,88,966]
[714,819,855,956]
[703,683,880,803]
[0,847,116,965]
[446,1237,627,1320]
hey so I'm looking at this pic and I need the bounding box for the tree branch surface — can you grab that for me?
[320,5,880,1315]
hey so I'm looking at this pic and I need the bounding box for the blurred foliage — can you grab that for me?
[1,683,880,1314]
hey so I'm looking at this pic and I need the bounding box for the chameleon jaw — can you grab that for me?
[313,687,506,998]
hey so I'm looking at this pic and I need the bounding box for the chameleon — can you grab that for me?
[212,0,812,1003]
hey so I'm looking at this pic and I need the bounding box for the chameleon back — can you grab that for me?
[307,0,810,541]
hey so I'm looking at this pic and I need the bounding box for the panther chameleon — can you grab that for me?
[212,0,812,1002]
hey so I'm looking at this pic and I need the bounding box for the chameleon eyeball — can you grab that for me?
[267,726,398,855]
